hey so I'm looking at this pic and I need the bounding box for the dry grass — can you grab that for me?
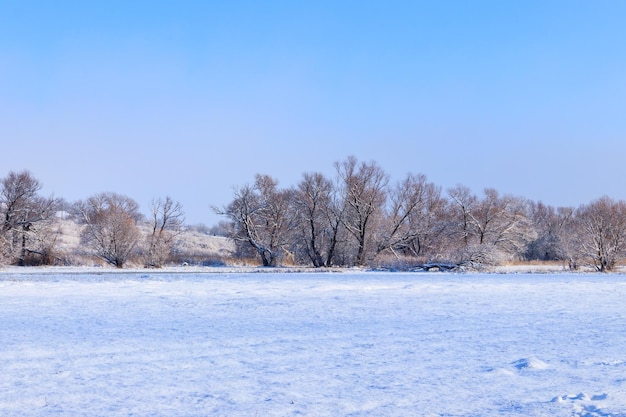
[502,259,565,267]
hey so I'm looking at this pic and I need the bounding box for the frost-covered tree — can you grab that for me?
[376,173,447,261]
[335,156,388,266]
[76,192,142,268]
[292,172,345,267]
[447,184,477,249]
[474,189,534,256]
[572,196,626,272]
[0,170,59,265]
[217,175,294,267]
[144,196,184,268]
[447,186,535,266]
[526,202,574,261]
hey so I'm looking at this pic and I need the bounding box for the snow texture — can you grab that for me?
[1,270,626,416]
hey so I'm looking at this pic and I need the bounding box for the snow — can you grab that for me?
[1,270,626,416]
[51,218,236,266]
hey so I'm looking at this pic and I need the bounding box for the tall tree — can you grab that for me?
[335,156,388,266]
[292,172,342,267]
[76,192,142,268]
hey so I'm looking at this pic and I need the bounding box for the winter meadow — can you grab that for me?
[2,269,626,416]
[5,2,626,415]
[3,162,626,416]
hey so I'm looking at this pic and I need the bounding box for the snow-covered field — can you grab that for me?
[1,269,626,416]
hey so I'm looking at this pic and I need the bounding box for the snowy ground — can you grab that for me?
[1,270,626,416]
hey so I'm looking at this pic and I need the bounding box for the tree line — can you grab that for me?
[3,157,626,271]
[216,156,626,272]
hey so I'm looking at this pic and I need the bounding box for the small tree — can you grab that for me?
[144,196,185,268]
[76,192,142,268]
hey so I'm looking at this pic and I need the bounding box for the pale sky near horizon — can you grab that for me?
[2,1,625,225]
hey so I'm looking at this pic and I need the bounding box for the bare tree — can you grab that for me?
[216,175,294,266]
[144,196,185,268]
[0,170,59,265]
[322,185,347,267]
[556,206,579,269]
[447,184,477,249]
[335,156,388,266]
[76,192,142,268]
[572,196,626,272]
[292,172,342,267]
[447,186,534,266]
[471,188,508,246]
[526,202,574,262]
[376,173,446,262]
[473,189,534,256]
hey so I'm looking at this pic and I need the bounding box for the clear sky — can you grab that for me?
[2,1,625,225]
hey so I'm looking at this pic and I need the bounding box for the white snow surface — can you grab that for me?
[1,269,626,416]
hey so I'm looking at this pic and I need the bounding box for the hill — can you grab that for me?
[49,215,236,267]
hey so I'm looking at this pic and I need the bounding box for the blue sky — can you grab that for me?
[2,1,625,225]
